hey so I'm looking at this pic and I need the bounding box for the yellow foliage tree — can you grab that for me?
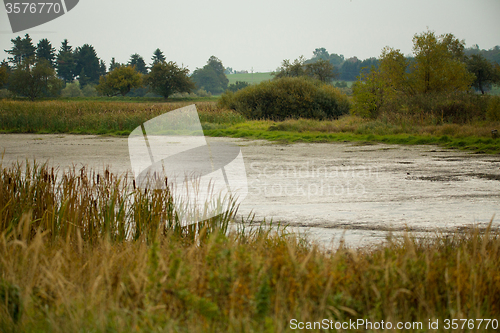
[96,65,142,96]
[352,30,475,118]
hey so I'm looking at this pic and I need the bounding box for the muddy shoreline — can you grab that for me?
[1,134,499,248]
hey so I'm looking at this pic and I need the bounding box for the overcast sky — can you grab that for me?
[1,0,499,73]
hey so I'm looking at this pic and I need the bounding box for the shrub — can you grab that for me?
[61,82,83,97]
[217,77,350,120]
[227,81,250,92]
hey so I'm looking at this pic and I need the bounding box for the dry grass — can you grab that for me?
[0,100,245,135]
[1,162,499,332]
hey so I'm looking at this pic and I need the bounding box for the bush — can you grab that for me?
[61,82,83,97]
[217,77,350,120]
[82,84,97,97]
[227,81,250,92]
[0,89,13,99]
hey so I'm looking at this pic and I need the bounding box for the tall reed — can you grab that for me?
[0,160,237,244]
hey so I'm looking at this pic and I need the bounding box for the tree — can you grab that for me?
[273,57,306,79]
[191,66,222,94]
[466,54,498,94]
[312,47,329,61]
[227,81,249,92]
[328,53,344,66]
[411,31,472,94]
[340,57,362,81]
[191,56,229,94]
[109,58,121,72]
[145,61,194,99]
[96,65,142,96]
[150,48,165,67]
[4,34,36,68]
[8,58,62,100]
[0,65,9,89]
[304,59,338,82]
[36,38,56,68]
[352,30,475,118]
[74,44,101,86]
[56,39,76,83]
[128,54,148,74]
[99,60,107,77]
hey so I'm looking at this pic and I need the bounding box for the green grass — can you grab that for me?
[1,99,500,153]
[1,161,499,332]
[227,72,274,85]
[204,117,500,154]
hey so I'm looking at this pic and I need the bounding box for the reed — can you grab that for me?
[0,162,499,332]
[0,100,245,135]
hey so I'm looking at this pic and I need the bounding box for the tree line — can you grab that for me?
[1,32,499,101]
[0,34,232,100]
[276,42,500,94]
[350,30,500,122]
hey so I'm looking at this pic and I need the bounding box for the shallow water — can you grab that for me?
[1,134,499,248]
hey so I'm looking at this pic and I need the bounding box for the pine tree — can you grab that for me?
[36,38,56,68]
[56,39,76,83]
[4,34,36,68]
[151,48,166,66]
[129,54,148,74]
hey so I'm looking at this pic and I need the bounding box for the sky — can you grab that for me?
[1,0,499,73]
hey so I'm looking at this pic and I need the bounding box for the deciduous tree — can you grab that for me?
[466,54,499,94]
[96,65,142,96]
[352,30,475,118]
[8,58,62,100]
[411,31,472,94]
[145,61,194,99]
[304,59,338,82]
[273,57,306,79]
[191,56,229,94]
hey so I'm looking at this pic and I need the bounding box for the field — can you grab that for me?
[226,73,356,89]
[227,72,274,85]
[0,161,499,332]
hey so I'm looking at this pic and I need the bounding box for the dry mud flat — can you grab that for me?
[1,134,499,248]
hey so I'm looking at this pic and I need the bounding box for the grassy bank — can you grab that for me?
[205,117,500,154]
[1,100,500,153]
[1,162,499,332]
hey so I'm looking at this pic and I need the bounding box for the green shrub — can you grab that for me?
[61,82,83,97]
[217,77,350,120]
[82,84,98,97]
